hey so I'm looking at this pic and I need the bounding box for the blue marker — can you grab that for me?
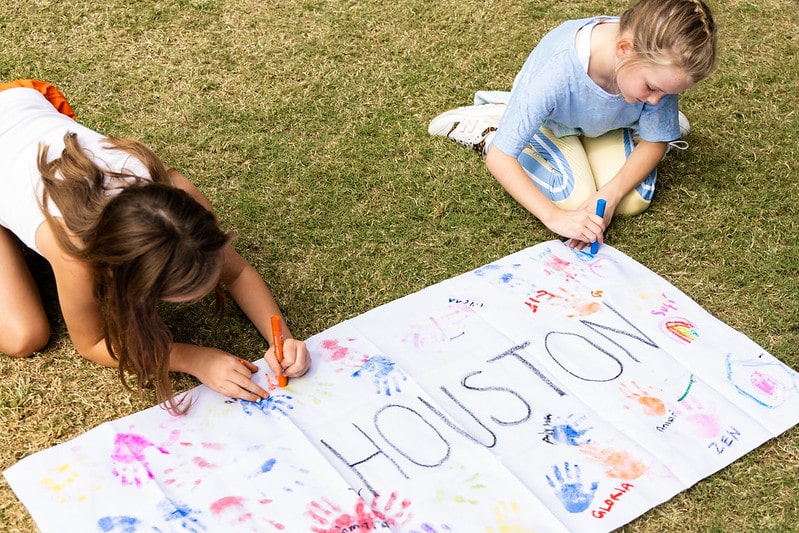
[590,199,606,254]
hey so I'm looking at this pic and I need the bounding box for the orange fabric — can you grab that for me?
[0,79,76,119]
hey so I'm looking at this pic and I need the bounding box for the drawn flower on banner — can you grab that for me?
[545,462,598,513]
[352,355,407,396]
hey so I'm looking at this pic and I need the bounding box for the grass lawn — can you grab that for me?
[1,0,797,531]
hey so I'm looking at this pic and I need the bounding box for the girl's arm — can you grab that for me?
[38,219,274,401]
[37,221,115,366]
[485,145,606,244]
[168,170,311,380]
[590,140,667,214]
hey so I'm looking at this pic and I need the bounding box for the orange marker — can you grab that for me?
[270,315,289,387]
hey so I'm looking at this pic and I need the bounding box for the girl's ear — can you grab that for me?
[615,36,636,60]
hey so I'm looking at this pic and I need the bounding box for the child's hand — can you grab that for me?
[547,208,605,248]
[264,338,311,380]
[190,348,270,401]
[565,196,616,249]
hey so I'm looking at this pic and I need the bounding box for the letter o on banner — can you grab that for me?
[545,331,623,382]
[374,404,451,467]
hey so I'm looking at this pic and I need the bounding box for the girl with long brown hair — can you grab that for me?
[0,80,310,413]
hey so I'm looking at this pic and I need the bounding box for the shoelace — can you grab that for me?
[668,140,689,151]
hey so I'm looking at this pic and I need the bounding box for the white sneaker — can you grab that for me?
[428,103,505,153]
[678,111,690,138]
[667,111,691,152]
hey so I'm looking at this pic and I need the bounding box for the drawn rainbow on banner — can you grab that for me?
[663,319,699,344]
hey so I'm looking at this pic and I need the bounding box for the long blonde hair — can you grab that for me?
[619,0,717,84]
[39,133,230,413]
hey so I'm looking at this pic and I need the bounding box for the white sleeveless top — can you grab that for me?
[0,88,149,254]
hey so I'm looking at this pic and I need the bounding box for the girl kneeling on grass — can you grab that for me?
[0,80,310,412]
[429,0,717,249]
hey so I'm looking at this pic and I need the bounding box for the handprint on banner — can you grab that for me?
[316,338,370,373]
[41,462,83,503]
[578,443,647,480]
[238,395,294,417]
[486,501,536,533]
[545,462,598,513]
[110,432,171,487]
[474,263,538,293]
[620,381,667,417]
[307,498,380,533]
[672,397,722,439]
[369,491,413,528]
[401,302,478,350]
[97,515,158,532]
[543,414,593,446]
[159,499,206,532]
[352,355,407,396]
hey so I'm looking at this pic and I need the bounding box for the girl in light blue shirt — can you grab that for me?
[429,0,717,249]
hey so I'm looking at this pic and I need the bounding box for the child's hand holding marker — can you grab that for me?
[264,315,312,387]
[567,197,607,251]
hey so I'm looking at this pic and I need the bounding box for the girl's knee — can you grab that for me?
[615,193,651,216]
[2,322,50,358]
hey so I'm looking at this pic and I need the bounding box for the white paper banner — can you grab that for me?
[6,240,798,532]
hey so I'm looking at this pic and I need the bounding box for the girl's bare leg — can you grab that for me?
[0,228,50,356]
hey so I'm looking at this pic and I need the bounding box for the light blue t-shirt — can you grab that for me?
[492,17,682,159]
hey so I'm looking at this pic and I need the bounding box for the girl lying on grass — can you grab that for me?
[0,79,310,412]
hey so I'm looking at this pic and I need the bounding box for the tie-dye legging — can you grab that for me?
[516,127,656,216]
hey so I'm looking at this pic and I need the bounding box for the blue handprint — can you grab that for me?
[97,516,161,533]
[239,395,294,417]
[352,355,407,396]
[159,500,205,532]
[545,462,598,513]
[550,414,593,446]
